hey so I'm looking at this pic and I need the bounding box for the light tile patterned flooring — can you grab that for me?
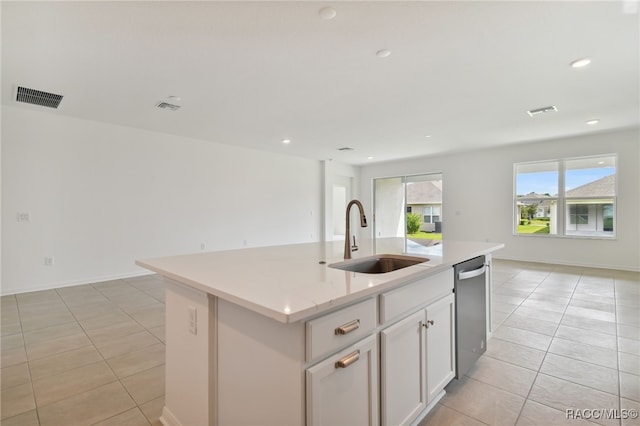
[1,260,638,426]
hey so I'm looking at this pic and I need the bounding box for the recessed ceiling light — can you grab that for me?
[282,138,291,144]
[376,49,391,58]
[424,135,432,138]
[319,7,336,20]
[586,119,600,125]
[367,156,373,160]
[570,58,591,68]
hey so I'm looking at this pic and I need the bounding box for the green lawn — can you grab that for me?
[407,232,442,240]
[517,220,550,234]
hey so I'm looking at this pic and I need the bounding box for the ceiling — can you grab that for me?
[2,1,639,165]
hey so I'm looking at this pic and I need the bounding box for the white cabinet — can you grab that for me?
[306,335,379,426]
[380,281,455,426]
[426,294,456,402]
[380,310,427,426]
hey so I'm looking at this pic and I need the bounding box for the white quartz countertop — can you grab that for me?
[136,239,504,323]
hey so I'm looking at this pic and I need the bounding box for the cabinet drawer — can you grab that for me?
[306,298,377,362]
[380,269,453,324]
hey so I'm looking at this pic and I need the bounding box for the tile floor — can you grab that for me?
[1,260,638,426]
[421,260,640,426]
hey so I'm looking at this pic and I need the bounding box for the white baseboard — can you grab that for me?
[159,406,181,426]
[0,270,156,296]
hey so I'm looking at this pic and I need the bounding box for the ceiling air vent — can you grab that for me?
[16,86,63,109]
[527,105,557,117]
[156,102,181,111]
[337,147,354,151]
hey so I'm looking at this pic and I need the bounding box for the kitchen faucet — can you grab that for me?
[344,199,368,260]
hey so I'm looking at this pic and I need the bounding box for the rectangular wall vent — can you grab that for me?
[156,102,181,111]
[16,86,63,109]
[527,105,557,117]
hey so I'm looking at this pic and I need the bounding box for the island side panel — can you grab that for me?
[163,280,217,426]
[217,298,306,426]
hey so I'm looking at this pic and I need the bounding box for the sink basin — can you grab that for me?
[329,254,429,274]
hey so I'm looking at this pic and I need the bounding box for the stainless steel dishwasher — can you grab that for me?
[454,255,487,378]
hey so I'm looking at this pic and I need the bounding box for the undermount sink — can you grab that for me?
[329,254,429,274]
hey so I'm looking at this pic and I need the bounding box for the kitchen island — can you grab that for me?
[136,239,503,426]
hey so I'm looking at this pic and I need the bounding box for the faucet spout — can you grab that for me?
[344,199,368,260]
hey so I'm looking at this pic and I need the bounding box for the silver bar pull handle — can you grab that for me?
[335,319,360,335]
[335,350,360,368]
[458,264,486,280]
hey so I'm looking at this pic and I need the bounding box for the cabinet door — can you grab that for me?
[426,294,456,402]
[380,310,427,426]
[306,335,378,426]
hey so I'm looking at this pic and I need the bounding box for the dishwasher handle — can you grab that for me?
[457,264,487,280]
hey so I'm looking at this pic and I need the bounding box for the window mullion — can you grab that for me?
[558,160,566,236]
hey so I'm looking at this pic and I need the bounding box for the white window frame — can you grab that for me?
[513,154,617,239]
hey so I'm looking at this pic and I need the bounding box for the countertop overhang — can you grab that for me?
[136,239,504,323]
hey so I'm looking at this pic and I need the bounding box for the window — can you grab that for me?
[374,173,443,254]
[514,155,616,238]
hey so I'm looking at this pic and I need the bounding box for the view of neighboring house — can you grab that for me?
[406,180,443,232]
[565,174,615,234]
[517,174,615,235]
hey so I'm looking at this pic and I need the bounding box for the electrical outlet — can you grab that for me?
[188,305,197,335]
[17,212,31,222]
[44,256,55,266]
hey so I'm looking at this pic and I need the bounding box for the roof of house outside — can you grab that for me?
[406,181,442,204]
[566,174,615,198]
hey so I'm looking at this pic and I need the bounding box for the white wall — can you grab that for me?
[360,128,640,271]
[2,106,321,295]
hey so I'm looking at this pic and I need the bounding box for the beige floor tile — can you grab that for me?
[19,310,76,332]
[78,311,131,331]
[1,333,25,351]
[493,294,527,305]
[96,330,161,359]
[1,363,31,390]
[1,320,22,336]
[491,325,553,351]
[29,345,103,380]
[38,381,136,426]
[0,409,40,426]
[67,302,123,321]
[465,356,537,397]
[32,360,118,406]
[516,400,599,426]
[502,314,558,336]
[493,287,533,299]
[520,298,568,313]
[85,320,145,345]
[619,337,640,356]
[1,345,28,368]
[529,374,619,426]
[618,306,640,328]
[121,364,165,405]
[0,383,36,420]
[441,376,525,425]
[562,315,617,336]
[619,352,640,376]
[512,306,563,323]
[540,353,619,395]
[620,398,640,426]
[492,301,519,315]
[25,332,93,361]
[619,371,640,402]
[554,325,617,350]
[15,290,60,305]
[564,306,615,323]
[484,338,546,371]
[570,298,616,313]
[618,324,640,341]
[130,304,165,329]
[143,288,166,302]
[23,322,84,346]
[548,338,618,369]
[148,325,165,343]
[93,407,151,426]
[419,404,485,426]
[106,343,165,378]
[139,395,165,424]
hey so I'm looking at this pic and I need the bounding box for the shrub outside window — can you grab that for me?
[514,155,616,238]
